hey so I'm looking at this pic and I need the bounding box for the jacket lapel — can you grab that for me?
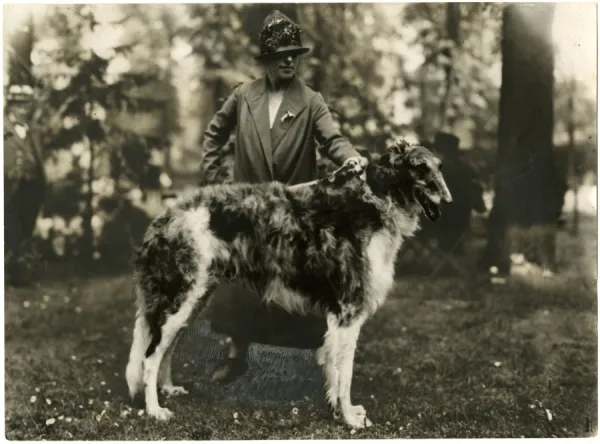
[245,78,274,178]
[271,77,308,151]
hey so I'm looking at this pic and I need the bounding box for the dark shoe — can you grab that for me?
[211,356,249,384]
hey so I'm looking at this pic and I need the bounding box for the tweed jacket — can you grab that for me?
[201,76,360,185]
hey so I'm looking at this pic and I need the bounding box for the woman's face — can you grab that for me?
[264,50,299,87]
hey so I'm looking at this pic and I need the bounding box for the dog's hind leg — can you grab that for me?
[158,334,188,397]
[126,287,151,400]
[144,283,212,420]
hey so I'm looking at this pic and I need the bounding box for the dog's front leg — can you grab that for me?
[337,318,372,429]
[319,313,341,415]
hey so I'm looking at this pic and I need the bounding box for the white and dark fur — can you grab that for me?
[125,140,452,428]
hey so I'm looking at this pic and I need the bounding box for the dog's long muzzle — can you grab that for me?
[434,172,453,204]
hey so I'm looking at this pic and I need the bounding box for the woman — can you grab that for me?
[200,9,367,382]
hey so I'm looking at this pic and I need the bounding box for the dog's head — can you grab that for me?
[379,139,453,221]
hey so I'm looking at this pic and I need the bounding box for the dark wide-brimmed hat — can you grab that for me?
[256,10,311,61]
[433,132,460,157]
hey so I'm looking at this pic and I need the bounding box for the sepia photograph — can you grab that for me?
[3,2,598,440]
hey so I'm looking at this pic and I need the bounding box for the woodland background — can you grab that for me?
[3,3,597,278]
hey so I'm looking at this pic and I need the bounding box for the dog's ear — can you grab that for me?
[387,139,411,156]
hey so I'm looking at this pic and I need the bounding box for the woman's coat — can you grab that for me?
[201,76,359,185]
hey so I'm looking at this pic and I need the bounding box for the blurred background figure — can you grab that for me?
[4,84,47,286]
[426,132,487,256]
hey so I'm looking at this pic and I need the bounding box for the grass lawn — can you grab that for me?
[5,217,597,440]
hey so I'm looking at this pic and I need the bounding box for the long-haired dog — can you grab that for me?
[125,140,452,429]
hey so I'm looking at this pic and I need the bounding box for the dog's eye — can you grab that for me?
[415,163,429,173]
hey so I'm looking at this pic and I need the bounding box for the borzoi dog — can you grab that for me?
[125,139,452,429]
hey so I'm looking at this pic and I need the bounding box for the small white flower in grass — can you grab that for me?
[120,411,130,418]
[40,303,47,310]
[58,415,64,420]
[78,405,83,409]
[394,367,403,375]
[71,355,77,361]
[107,389,111,394]
[35,387,40,392]
[46,398,52,405]
[399,426,404,431]
[292,407,299,415]
[138,409,144,417]
[100,381,106,386]
[233,412,239,419]
[114,422,119,427]
[183,363,189,368]
[545,409,553,421]
[370,394,375,399]
[64,296,70,303]
[30,396,37,403]
[23,301,31,308]
[417,413,422,419]
[88,399,93,405]
[75,306,82,314]
[350,429,356,435]
[51,381,57,386]
[234,419,240,425]
[97,359,103,364]
[46,418,56,426]
[104,401,110,407]
[385,421,391,426]
[494,361,502,367]
[66,417,72,423]
[43,294,50,302]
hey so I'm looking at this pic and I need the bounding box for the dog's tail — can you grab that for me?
[125,283,151,400]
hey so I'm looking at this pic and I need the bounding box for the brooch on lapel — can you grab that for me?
[280,110,296,123]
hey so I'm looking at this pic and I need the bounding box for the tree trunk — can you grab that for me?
[439,2,461,132]
[483,3,563,274]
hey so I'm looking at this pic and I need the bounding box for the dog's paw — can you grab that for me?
[160,385,189,398]
[147,406,174,421]
[343,404,372,429]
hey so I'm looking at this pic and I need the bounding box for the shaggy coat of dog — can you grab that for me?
[125,140,452,429]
